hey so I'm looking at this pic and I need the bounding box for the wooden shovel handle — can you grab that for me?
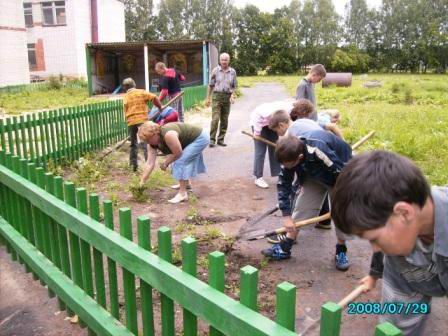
[351,130,375,151]
[241,130,277,147]
[161,91,184,110]
[274,212,331,235]
[337,284,368,308]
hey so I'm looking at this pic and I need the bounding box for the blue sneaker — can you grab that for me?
[261,244,291,260]
[335,251,350,271]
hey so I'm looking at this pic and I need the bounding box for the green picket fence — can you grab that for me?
[182,85,207,110]
[0,86,207,167]
[0,100,127,167]
[0,149,402,336]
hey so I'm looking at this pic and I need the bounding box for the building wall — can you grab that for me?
[25,0,125,79]
[97,0,125,42]
[26,0,80,78]
[72,0,93,78]
[0,0,30,87]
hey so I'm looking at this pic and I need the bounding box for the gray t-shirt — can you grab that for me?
[386,187,448,296]
[296,78,317,121]
[287,118,321,138]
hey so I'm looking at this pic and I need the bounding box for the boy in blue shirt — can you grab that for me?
[262,133,353,271]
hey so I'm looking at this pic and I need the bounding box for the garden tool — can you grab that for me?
[298,284,368,336]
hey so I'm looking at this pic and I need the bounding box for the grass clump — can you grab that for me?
[127,176,149,203]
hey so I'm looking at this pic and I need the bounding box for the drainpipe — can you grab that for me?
[90,0,98,43]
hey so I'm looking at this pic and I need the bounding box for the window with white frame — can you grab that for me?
[24,3,33,27]
[28,43,37,70]
[42,1,66,26]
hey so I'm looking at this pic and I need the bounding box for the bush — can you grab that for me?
[48,75,62,90]
[329,48,370,73]
[232,57,258,76]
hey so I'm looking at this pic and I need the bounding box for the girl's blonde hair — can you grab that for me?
[138,121,161,141]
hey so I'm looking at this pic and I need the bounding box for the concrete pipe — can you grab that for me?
[322,73,352,87]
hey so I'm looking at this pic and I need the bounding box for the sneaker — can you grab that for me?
[315,221,332,230]
[217,142,227,147]
[261,244,291,260]
[255,178,269,189]
[335,251,350,271]
[267,233,297,244]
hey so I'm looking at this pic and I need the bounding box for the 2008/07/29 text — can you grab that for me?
[347,302,430,315]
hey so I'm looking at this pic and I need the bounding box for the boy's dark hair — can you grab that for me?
[275,135,305,163]
[269,110,290,129]
[290,99,315,121]
[310,64,326,78]
[331,151,431,235]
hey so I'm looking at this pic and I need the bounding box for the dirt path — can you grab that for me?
[1,83,446,335]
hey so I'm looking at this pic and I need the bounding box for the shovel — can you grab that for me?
[241,213,331,241]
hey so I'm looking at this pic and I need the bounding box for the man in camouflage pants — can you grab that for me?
[206,53,237,147]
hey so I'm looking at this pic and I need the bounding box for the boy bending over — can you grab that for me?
[331,151,448,336]
[262,133,353,271]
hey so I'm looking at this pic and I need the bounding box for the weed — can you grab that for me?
[391,82,401,93]
[127,176,150,203]
[46,159,64,176]
[174,221,196,234]
[108,192,121,207]
[203,227,223,241]
[198,255,209,268]
[186,206,200,221]
[172,246,182,265]
[403,88,414,105]
[72,154,107,185]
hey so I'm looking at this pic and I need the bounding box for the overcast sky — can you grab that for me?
[232,0,382,15]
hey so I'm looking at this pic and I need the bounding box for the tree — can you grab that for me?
[124,0,157,41]
[344,0,370,49]
[299,0,341,67]
[232,5,268,75]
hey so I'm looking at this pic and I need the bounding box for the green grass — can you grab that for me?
[239,74,448,185]
[0,87,105,115]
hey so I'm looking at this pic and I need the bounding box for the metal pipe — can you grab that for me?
[90,0,98,43]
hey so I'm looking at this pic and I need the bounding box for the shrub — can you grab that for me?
[329,48,370,73]
[48,75,62,90]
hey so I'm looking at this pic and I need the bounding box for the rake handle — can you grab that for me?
[241,130,277,147]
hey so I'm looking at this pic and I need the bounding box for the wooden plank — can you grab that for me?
[103,200,119,319]
[19,115,28,159]
[76,188,95,299]
[374,322,402,336]
[89,193,106,309]
[54,176,74,316]
[209,251,225,336]
[240,265,258,312]
[119,208,138,335]
[276,282,296,332]
[320,302,341,336]
[138,216,155,336]
[26,115,35,161]
[158,226,175,336]
[13,117,21,157]
[182,237,197,336]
